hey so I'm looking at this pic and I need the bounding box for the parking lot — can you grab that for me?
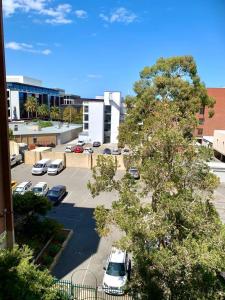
[11,163,225,288]
[11,163,123,287]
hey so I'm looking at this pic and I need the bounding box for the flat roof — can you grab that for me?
[9,122,82,136]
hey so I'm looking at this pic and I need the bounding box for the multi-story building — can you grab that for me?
[79,91,124,144]
[6,76,64,120]
[196,88,225,139]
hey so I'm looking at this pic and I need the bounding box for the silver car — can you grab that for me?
[128,167,140,179]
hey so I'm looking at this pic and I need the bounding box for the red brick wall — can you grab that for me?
[196,88,225,137]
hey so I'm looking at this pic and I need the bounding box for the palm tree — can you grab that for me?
[37,104,49,119]
[50,106,61,120]
[24,96,38,119]
[8,128,14,140]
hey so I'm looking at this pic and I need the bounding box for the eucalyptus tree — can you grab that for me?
[88,56,225,299]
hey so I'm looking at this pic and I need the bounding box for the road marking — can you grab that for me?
[82,255,93,285]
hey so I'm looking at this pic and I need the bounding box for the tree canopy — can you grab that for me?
[62,106,82,123]
[88,56,225,299]
[24,96,38,119]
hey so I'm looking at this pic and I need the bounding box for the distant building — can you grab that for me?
[79,91,124,144]
[196,88,225,139]
[6,76,65,120]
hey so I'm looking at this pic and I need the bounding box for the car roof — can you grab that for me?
[34,182,47,187]
[109,247,126,263]
[51,185,65,190]
[17,181,31,187]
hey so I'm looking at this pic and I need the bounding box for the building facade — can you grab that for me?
[196,88,225,138]
[79,91,124,144]
[6,76,64,120]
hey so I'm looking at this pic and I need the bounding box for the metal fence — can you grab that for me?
[52,279,134,300]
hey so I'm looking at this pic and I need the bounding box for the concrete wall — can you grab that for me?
[24,150,41,165]
[15,134,57,146]
[9,141,19,156]
[59,127,82,144]
[41,152,65,163]
[65,153,91,168]
[213,130,225,156]
[10,90,20,120]
[88,101,104,144]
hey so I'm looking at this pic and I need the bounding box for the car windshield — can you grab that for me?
[49,164,58,169]
[15,187,24,192]
[48,190,59,196]
[33,164,43,168]
[33,187,42,193]
[106,262,126,277]
[130,169,137,173]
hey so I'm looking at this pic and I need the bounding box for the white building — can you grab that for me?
[79,91,124,144]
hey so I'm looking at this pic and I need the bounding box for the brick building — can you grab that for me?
[196,88,225,139]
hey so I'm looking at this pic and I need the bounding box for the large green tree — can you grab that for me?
[50,106,61,121]
[63,106,78,123]
[37,104,49,119]
[24,96,38,119]
[88,56,225,299]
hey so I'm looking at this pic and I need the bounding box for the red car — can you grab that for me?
[74,146,84,153]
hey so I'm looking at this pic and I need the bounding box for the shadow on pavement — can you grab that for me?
[48,202,100,280]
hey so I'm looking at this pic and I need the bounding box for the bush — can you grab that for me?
[48,244,61,257]
[38,120,53,128]
[42,254,54,267]
[54,232,66,244]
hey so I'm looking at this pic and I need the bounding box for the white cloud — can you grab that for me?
[3,0,73,24]
[75,10,88,19]
[5,41,52,55]
[87,74,102,79]
[99,7,137,24]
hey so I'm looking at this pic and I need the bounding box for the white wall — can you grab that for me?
[10,91,20,120]
[104,92,121,143]
[88,101,104,144]
[7,75,42,87]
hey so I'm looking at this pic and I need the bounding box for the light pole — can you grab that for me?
[0,0,15,249]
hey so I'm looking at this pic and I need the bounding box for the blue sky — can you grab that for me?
[3,0,225,97]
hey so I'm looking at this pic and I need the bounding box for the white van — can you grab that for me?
[47,159,64,175]
[14,181,32,195]
[32,159,51,175]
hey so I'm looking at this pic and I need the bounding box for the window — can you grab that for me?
[84,106,89,113]
[199,118,204,125]
[33,137,37,144]
[105,105,111,114]
[7,91,9,98]
[199,107,205,114]
[197,128,203,135]
[84,123,89,130]
[84,114,89,121]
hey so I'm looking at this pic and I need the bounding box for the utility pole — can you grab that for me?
[0,0,15,249]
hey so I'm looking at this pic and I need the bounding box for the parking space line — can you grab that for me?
[82,255,93,285]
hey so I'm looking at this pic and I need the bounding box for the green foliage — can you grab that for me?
[37,104,49,119]
[24,96,38,118]
[42,254,54,267]
[48,244,61,257]
[50,106,61,121]
[63,106,82,123]
[88,56,225,299]
[0,245,62,300]
[37,120,53,128]
[8,128,14,140]
[13,191,52,217]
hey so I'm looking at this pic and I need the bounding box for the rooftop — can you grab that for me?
[9,121,82,136]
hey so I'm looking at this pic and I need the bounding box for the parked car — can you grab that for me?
[84,147,93,154]
[47,159,64,175]
[93,141,101,147]
[65,145,76,153]
[47,185,66,204]
[103,247,129,295]
[10,154,22,167]
[103,148,111,155]
[32,182,49,196]
[122,148,130,155]
[128,167,140,179]
[11,180,17,191]
[112,148,121,155]
[32,159,51,175]
[74,146,84,153]
[76,140,85,146]
[14,181,32,195]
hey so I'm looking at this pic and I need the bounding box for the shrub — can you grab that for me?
[48,244,61,257]
[38,120,53,128]
[42,254,54,267]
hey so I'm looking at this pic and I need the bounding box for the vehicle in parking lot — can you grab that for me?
[47,185,66,204]
[122,148,130,155]
[103,247,129,295]
[65,145,76,153]
[93,141,101,147]
[74,146,84,153]
[76,140,85,146]
[84,147,93,154]
[14,181,32,195]
[32,182,49,196]
[128,167,140,179]
[112,148,121,155]
[32,159,51,175]
[103,148,111,155]
[10,154,22,167]
[11,180,17,191]
[47,159,64,175]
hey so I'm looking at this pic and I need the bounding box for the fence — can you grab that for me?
[52,279,134,300]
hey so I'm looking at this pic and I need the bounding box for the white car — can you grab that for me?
[103,247,129,295]
[32,182,49,196]
[14,181,32,195]
[84,147,93,154]
[65,145,76,153]
[76,140,85,146]
[112,148,121,155]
